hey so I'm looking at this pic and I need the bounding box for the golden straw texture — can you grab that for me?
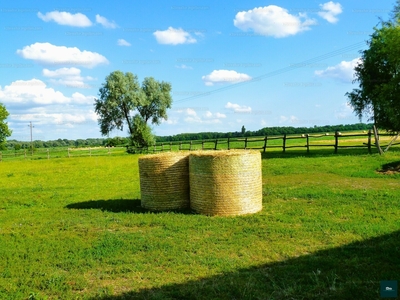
[189,150,262,216]
[139,152,190,210]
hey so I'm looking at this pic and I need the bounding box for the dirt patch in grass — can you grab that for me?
[377,161,400,174]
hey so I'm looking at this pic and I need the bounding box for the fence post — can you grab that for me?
[170,142,172,151]
[367,129,372,154]
[244,137,248,150]
[161,142,164,151]
[334,131,339,154]
[283,134,287,153]
[306,134,310,153]
[47,149,49,159]
[228,137,230,150]
[214,139,218,150]
[190,141,192,151]
[179,142,182,150]
[263,136,267,153]
[202,141,204,150]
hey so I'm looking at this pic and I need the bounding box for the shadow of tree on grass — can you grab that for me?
[91,230,400,300]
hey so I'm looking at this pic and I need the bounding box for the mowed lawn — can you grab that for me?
[0,151,400,299]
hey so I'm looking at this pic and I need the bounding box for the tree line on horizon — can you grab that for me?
[3,123,373,150]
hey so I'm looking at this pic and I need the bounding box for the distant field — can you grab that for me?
[0,151,399,299]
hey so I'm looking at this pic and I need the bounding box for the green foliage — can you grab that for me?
[155,123,373,142]
[346,17,400,131]
[129,115,155,149]
[94,71,172,150]
[137,77,172,125]
[0,103,12,149]
[94,71,141,136]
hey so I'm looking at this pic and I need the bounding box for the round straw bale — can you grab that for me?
[139,152,190,211]
[189,150,262,216]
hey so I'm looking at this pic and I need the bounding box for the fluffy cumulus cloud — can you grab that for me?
[37,11,92,27]
[0,79,93,105]
[153,27,197,45]
[16,42,109,68]
[176,108,225,124]
[42,67,94,88]
[202,70,252,86]
[225,102,252,113]
[315,58,361,83]
[234,5,317,38]
[318,2,343,23]
[96,14,118,28]
[117,39,131,46]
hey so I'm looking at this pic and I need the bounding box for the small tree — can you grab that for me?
[0,103,12,150]
[241,125,246,136]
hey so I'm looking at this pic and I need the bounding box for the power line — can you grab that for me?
[174,40,366,104]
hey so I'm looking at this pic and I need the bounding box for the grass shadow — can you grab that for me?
[92,230,400,299]
[378,161,400,174]
[65,199,194,214]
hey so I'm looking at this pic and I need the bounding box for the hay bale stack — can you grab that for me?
[139,152,189,211]
[189,150,262,216]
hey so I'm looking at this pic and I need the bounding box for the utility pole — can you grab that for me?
[28,121,34,156]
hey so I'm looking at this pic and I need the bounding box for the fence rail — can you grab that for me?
[0,146,125,162]
[1,130,400,162]
[148,130,400,154]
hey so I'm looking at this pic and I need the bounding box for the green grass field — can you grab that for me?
[1,150,400,299]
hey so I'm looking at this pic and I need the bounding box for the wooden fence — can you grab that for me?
[0,146,120,162]
[148,130,400,154]
[1,130,399,162]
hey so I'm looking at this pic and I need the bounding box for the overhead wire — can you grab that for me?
[174,40,366,104]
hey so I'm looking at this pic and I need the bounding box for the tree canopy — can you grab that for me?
[0,103,12,150]
[346,6,400,132]
[94,71,172,148]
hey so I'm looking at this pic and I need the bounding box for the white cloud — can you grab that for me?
[318,2,343,23]
[153,27,197,45]
[225,102,252,113]
[202,70,252,86]
[335,102,354,119]
[234,5,317,38]
[185,116,221,124]
[117,39,131,46]
[279,115,299,124]
[42,67,81,78]
[215,112,227,118]
[95,14,118,28]
[204,111,226,119]
[11,111,95,126]
[315,58,361,83]
[37,11,92,27]
[176,108,197,116]
[42,67,94,89]
[17,42,109,68]
[0,79,94,105]
[175,64,193,69]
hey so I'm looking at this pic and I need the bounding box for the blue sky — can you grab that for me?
[0,0,394,141]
